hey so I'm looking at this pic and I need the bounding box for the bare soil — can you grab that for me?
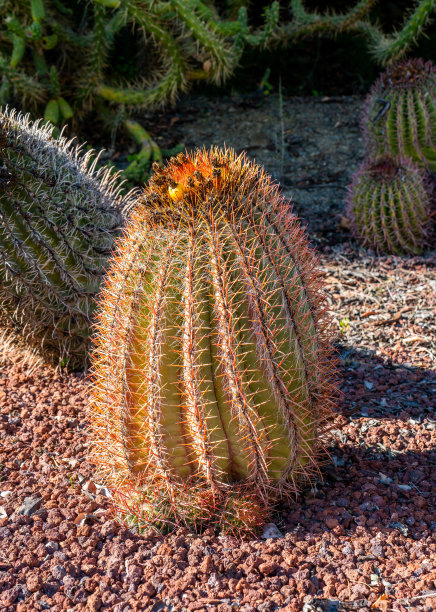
[0,94,435,612]
[145,93,364,245]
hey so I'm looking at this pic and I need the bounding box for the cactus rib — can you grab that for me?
[362,58,436,171]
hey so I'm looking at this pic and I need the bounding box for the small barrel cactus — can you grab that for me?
[346,156,434,255]
[89,147,337,534]
[362,58,436,171]
[0,108,133,369]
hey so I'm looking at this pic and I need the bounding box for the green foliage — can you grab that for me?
[0,0,244,117]
[339,317,350,334]
[122,119,163,184]
[275,0,436,68]
[0,108,134,368]
[369,0,436,65]
[0,2,435,180]
[1,1,435,125]
[124,143,185,187]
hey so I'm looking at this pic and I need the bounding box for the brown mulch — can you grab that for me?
[0,245,435,612]
[321,247,435,370]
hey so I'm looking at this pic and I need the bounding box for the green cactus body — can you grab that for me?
[363,59,436,171]
[90,148,337,533]
[346,156,433,255]
[369,0,436,65]
[0,109,133,368]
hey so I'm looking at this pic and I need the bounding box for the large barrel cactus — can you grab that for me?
[0,109,133,369]
[362,58,436,171]
[90,148,337,534]
[346,156,433,255]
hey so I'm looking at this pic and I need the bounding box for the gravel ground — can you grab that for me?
[1,95,435,611]
[0,245,434,612]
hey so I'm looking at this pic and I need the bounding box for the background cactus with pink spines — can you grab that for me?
[362,58,436,171]
[346,156,434,255]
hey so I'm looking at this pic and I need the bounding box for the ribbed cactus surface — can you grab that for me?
[0,109,131,369]
[346,156,433,255]
[90,148,337,533]
[362,58,436,171]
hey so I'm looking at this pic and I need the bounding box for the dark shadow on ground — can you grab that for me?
[337,343,435,420]
[276,345,435,542]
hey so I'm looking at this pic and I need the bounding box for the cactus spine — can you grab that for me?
[0,109,133,368]
[362,59,436,171]
[89,147,337,533]
[346,156,434,255]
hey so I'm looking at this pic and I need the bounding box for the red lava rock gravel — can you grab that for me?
[0,248,435,612]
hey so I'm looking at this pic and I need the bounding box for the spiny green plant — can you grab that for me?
[122,120,185,188]
[346,155,434,255]
[0,0,243,181]
[0,0,279,182]
[0,0,241,117]
[1,1,435,158]
[279,0,436,65]
[0,108,135,369]
[365,0,436,65]
[362,58,436,171]
[89,147,338,535]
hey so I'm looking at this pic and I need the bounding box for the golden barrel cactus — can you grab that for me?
[89,148,337,534]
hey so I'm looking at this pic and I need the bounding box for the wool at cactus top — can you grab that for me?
[0,109,131,369]
[89,147,338,533]
[362,58,436,171]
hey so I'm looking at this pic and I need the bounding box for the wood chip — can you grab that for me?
[373,307,413,326]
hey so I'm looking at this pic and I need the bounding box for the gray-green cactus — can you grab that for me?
[0,108,134,368]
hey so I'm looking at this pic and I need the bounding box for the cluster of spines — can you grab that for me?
[346,156,433,255]
[0,108,134,368]
[362,58,436,171]
[89,147,338,533]
[110,481,269,537]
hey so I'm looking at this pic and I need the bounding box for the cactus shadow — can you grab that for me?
[278,345,435,540]
[335,343,434,421]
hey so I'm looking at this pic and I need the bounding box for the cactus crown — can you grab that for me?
[365,157,401,181]
[142,150,252,223]
[377,57,435,89]
[89,147,338,534]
